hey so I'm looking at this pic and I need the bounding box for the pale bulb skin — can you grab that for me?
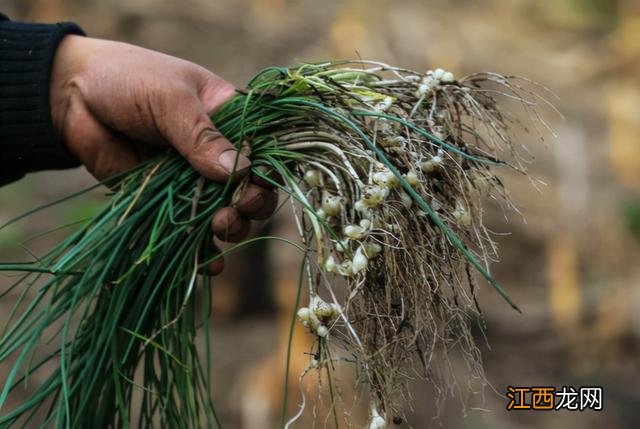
[363,242,382,258]
[441,71,455,83]
[361,185,387,207]
[372,170,399,189]
[369,406,386,429]
[324,255,337,272]
[421,156,443,173]
[304,169,322,187]
[321,192,343,216]
[297,307,311,322]
[344,224,366,240]
[352,246,368,273]
[337,260,354,276]
[452,201,472,226]
[404,170,419,187]
[354,200,369,213]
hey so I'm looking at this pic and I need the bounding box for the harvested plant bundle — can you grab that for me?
[0,61,543,427]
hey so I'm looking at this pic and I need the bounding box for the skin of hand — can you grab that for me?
[50,35,278,275]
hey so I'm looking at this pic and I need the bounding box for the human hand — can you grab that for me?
[50,35,277,274]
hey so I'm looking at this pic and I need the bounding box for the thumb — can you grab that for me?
[164,90,249,183]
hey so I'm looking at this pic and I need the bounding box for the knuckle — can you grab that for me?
[191,125,219,152]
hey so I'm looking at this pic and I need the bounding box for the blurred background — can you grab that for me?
[1,0,640,427]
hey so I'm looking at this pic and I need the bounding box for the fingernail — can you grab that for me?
[219,149,250,175]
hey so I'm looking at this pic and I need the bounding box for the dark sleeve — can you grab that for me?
[0,14,85,186]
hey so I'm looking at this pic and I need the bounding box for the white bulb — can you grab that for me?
[344,224,366,240]
[363,241,382,258]
[433,68,445,80]
[441,71,455,83]
[359,219,372,230]
[335,238,350,252]
[375,96,393,111]
[369,407,386,429]
[352,246,368,273]
[421,156,443,173]
[312,296,334,320]
[303,169,322,187]
[422,74,436,84]
[404,170,419,187]
[453,202,472,226]
[372,170,399,189]
[322,192,342,216]
[354,200,369,213]
[324,255,336,272]
[369,416,386,429]
[361,185,387,207]
[316,325,328,337]
[337,259,353,276]
[416,83,430,97]
[315,304,334,319]
[400,191,413,208]
[297,307,311,322]
[307,311,322,330]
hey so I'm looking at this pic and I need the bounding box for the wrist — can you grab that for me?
[0,19,84,179]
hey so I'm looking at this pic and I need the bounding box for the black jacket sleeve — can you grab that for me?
[0,13,85,186]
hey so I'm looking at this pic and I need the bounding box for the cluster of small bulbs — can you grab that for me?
[297,72,473,341]
[296,295,341,338]
[303,146,471,279]
[306,160,406,279]
[414,68,456,98]
[293,82,478,425]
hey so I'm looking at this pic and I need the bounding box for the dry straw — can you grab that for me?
[0,60,547,428]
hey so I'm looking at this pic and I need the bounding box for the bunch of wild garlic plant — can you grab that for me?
[0,61,544,428]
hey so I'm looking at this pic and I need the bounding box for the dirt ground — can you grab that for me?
[2,0,640,428]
